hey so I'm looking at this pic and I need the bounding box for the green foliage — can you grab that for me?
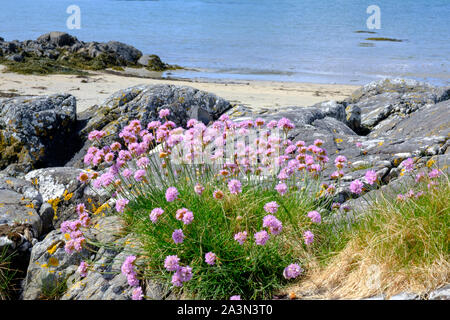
[0,247,17,300]
[121,176,338,299]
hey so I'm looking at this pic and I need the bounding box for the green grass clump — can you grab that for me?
[0,248,17,300]
[120,175,343,300]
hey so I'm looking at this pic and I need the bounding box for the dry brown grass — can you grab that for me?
[280,174,450,299]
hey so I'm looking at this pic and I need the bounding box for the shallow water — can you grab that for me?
[1,0,449,85]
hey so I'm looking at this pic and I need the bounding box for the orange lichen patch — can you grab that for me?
[5,180,13,185]
[378,141,384,147]
[47,198,61,219]
[335,138,343,143]
[46,241,64,255]
[94,202,110,215]
[25,203,34,208]
[0,203,4,208]
[426,159,436,168]
[48,257,59,267]
[63,190,73,201]
[28,211,34,216]
[64,233,70,241]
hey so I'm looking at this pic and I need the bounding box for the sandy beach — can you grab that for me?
[0,65,359,113]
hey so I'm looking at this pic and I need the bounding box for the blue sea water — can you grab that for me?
[0,0,449,85]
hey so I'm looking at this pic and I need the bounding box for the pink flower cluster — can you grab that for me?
[61,204,91,254]
[283,263,303,279]
[204,252,217,265]
[262,215,283,235]
[121,255,140,287]
[307,210,321,224]
[149,207,164,223]
[175,208,194,225]
[234,231,248,245]
[164,255,193,287]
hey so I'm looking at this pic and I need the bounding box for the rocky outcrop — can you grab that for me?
[228,79,449,202]
[0,94,78,174]
[2,77,449,300]
[67,84,233,167]
[24,167,108,228]
[345,78,449,134]
[21,229,91,300]
[0,32,175,74]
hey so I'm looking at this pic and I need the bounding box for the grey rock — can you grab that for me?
[21,229,90,300]
[428,285,450,300]
[6,53,24,62]
[389,292,419,300]
[363,294,385,300]
[24,167,108,228]
[345,78,449,133]
[0,94,78,173]
[37,32,78,47]
[105,41,142,64]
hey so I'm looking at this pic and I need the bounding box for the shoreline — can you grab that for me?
[0,65,360,114]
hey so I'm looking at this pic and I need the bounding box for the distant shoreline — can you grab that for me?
[0,65,360,114]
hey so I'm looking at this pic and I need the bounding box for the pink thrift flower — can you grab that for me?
[402,158,415,172]
[262,215,283,235]
[213,190,224,200]
[164,255,180,272]
[307,210,321,224]
[415,172,426,183]
[364,170,378,185]
[194,183,205,195]
[122,169,133,178]
[137,157,150,168]
[132,287,144,300]
[254,230,270,245]
[171,266,193,287]
[121,255,137,275]
[110,142,121,151]
[303,230,314,245]
[149,208,164,223]
[182,211,194,225]
[230,295,241,300]
[234,231,247,245]
[349,179,364,195]
[314,139,324,147]
[263,201,279,214]
[88,130,106,141]
[267,120,278,129]
[159,108,170,118]
[228,179,242,194]
[205,252,217,265]
[283,263,303,279]
[165,187,179,202]
[428,169,442,179]
[76,203,86,215]
[134,169,146,181]
[115,198,129,213]
[172,229,185,244]
[285,145,297,154]
[127,272,139,287]
[277,117,295,130]
[78,261,88,278]
[275,182,288,196]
